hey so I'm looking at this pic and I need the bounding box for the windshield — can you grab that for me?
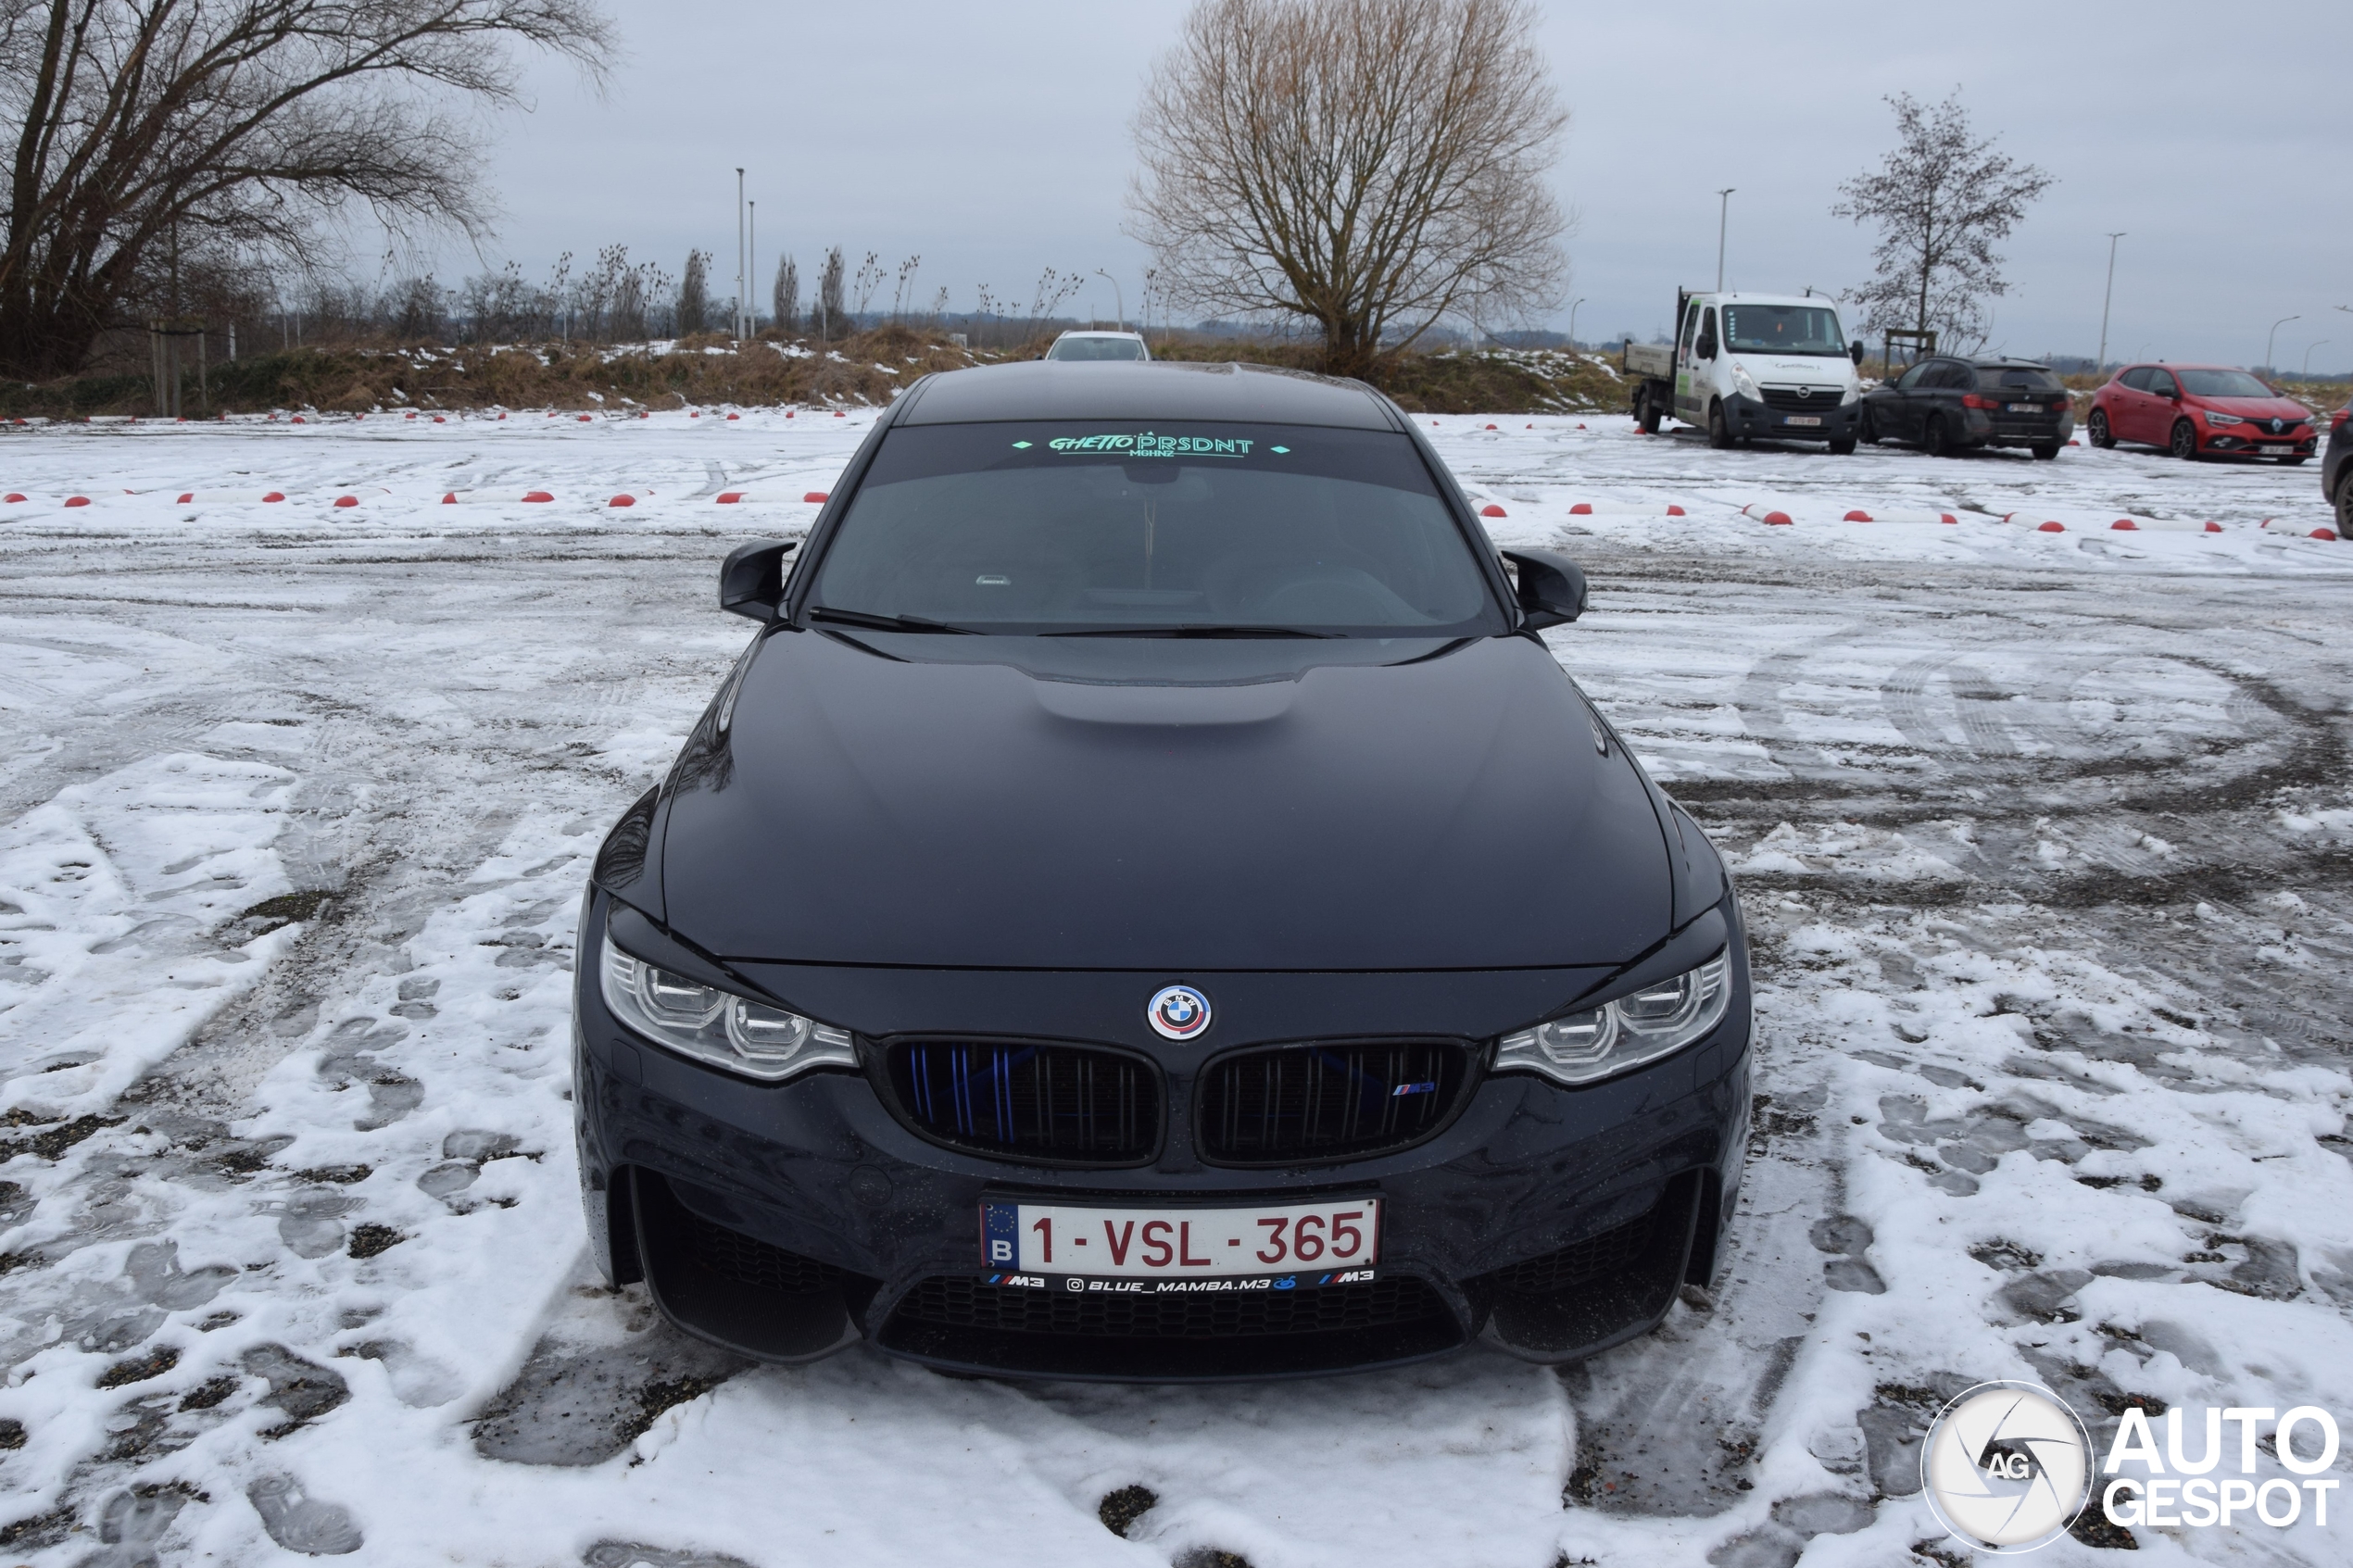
[1046,336,1149,362]
[2177,369,2276,399]
[1720,304,1847,357]
[805,421,1504,636]
[1982,366,2064,392]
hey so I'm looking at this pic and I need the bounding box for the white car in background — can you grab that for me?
[1045,330,1151,362]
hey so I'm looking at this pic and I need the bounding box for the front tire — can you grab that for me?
[1828,437,1856,456]
[1923,414,1954,458]
[1858,408,1880,445]
[1707,400,1734,450]
[2170,420,2199,460]
[2336,470,2353,536]
[2031,442,2060,461]
[1635,388,1662,435]
[2088,408,2115,448]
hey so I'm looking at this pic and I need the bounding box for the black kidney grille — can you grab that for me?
[894,1274,1445,1338]
[888,1040,1159,1162]
[1481,1201,1658,1298]
[681,1205,842,1295]
[1198,1041,1470,1164]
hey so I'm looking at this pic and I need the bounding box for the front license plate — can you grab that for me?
[2007,403,2040,413]
[982,1197,1380,1280]
[1782,415,1821,427]
[2259,445,2292,456]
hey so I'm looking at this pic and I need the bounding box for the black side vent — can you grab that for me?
[1197,1040,1473,1165]
[885,1040,1161,1164]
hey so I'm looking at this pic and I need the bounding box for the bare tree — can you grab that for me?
[772,253,797,334]
[889,254,920,321]
[676,249,711,336]
[815,246,843,340]
[849,250,883,322]
[1128,0,1567,381]
[0,0,613,378]
[1831,91,2053,352]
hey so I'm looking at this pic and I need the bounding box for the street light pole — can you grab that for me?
[2302,340,2329,378]
[1567,297,1586,350]
[1095,270,1124,331]
[2095,232,2124,374]
[749,201,757,336]
[2265,315,2299,376]
[735,168,746,340]
[1715,190,1734,292]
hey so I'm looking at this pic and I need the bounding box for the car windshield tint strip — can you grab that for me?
[806,422,1503,636]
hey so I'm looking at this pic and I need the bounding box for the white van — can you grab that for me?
[1624,292,1864,452]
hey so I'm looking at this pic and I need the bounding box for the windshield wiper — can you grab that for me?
[807,606,976,634]
[1044,624,1342,639]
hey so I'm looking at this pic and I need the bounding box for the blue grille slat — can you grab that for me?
[887,1040,1159,1164]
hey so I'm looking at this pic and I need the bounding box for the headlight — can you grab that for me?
[1730,365,1763,401]
[599,929,855,1081]
[1495,950,1732,1086]
[2203,409,2243,427]
[1840,383,1860,406]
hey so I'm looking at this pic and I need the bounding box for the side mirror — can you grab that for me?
[1849,341,1865,366]
[1696,334,1717,361]
[1500,548,1588,631]
[720,539,799,621]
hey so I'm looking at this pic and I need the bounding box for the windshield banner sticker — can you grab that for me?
[1038,431,1261,458]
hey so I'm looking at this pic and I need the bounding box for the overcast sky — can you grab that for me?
[432,1,2352,371]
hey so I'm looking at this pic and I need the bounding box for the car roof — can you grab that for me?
[1053,330,1144,340]
[895,360,1397,429]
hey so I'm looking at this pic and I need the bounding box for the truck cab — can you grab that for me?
[1626,291,1865,452]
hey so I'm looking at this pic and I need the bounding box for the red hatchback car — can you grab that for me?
[2088,363,2319,462]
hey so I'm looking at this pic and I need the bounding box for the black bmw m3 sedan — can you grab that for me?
[573,359,1752,1380]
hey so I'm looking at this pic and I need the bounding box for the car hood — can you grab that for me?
[2196,397,2314,421]
[1736,358,1853,386]
[657,630,1673,971]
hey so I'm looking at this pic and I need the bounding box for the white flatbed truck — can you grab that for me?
[1624,290,1866,452]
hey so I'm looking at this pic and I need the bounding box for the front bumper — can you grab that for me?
[1723,392,1859,442]
[572,890,1753,1381]
[2198,425,2317,457]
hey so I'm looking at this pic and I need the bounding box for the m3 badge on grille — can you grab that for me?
[1147,984,1212,1040]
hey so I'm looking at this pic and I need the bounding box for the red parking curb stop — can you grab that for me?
[64,495,89,507]
[715,492,743,504]
[1479,504,1506,518]
[1843,509,1872,521]
[1762,510,1792,526]
[610,495,635,508]
[2037,521,2065,533]
[2111,520,2137,530]
[333,495,359,508]
[804,492,829,504]
[522,491,554,503]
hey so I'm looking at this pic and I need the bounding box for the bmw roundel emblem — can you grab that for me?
[1147,984,1212,1040]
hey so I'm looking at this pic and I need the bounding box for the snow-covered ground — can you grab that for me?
[1,408,2349,1567]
